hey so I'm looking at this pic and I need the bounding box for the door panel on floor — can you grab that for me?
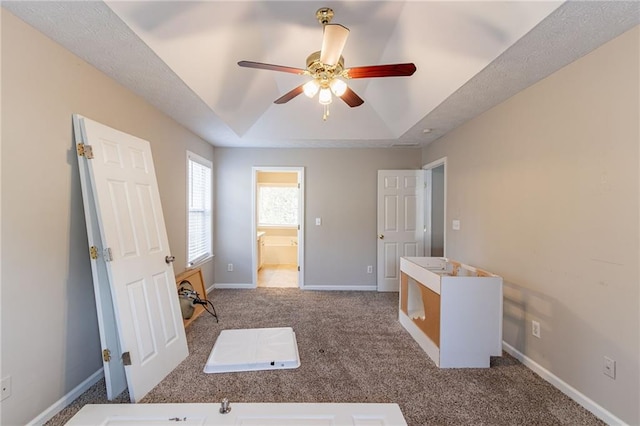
[66,402,408,425]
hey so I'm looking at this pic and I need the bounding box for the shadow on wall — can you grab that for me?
[65,142,102,397]
[503,279,608,358]
[503,281,553,355]
[503,280,633,421]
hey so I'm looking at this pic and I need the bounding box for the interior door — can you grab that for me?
[377,170,425,292]
[66,402,408,425]
[74,114,188,402]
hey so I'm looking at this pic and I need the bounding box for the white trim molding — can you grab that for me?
[213,283,255,289]
[28,368,104,426]
[212,284,377,291]
[302,285,378,292]
[502,342,626,426]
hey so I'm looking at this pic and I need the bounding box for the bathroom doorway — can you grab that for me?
[252,167,304,288]
[423,158,446,257]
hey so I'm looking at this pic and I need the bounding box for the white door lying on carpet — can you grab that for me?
[66,403,408,425]
[74,114,188,402]
[377,170,425,292]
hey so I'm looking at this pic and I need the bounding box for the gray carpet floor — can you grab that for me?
[47,289,604,425]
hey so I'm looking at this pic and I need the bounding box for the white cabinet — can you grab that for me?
[399,257,503,368]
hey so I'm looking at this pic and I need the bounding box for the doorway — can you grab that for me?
[252,167,304,288]
[423,158,447,257]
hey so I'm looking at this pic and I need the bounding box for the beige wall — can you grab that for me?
[214,148,422,287]
[1,10,214,425]
[423,26,639,424]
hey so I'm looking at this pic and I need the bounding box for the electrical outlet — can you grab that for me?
[1,376,11,401]
[604,356,616,379]
[532,320,541,338]
[367,265,373,274]
[227,263,233,272]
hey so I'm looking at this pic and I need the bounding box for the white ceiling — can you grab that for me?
[4,1,639,148]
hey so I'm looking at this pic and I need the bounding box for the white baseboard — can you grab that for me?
[302,285,377,291]
[502,342,625,426]
[28,368,104,426]
[212,284,378,291]
[213,283,255,289]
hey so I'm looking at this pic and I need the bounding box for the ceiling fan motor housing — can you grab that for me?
[306,51,344,84]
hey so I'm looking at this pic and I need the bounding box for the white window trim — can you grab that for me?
[186,151,213,268]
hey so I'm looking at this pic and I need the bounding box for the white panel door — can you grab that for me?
[74,115,188,402]
[377,170,424,292]
[66,402,408,425]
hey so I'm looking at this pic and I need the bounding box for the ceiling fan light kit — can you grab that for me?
[238,7,416,120]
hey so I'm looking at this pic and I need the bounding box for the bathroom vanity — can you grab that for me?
[399,257,503,368]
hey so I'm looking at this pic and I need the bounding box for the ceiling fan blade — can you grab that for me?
[238,61,306,75]
[340,86,364,108]
[320,24,349,66]
[344,63,417,79]
[274,85,305,104]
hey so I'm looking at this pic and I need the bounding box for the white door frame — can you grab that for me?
[423,157,447,257]
[251,167,305,288]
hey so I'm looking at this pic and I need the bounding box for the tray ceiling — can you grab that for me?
[3,1,639,148]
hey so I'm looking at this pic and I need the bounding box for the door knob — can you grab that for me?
[165,255,175,264]
[378,234,384,240]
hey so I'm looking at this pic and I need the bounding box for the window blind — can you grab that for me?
[187,153,212,266]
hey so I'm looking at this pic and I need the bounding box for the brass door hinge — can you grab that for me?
[122,351,132,366]
[77,143,94,159]
[89,246,98,260]
[102,349,111,362]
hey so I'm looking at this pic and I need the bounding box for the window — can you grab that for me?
[258,183,299,227]
[187,151,212,267]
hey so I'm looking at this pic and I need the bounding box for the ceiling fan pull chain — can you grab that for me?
[323,104,330,121]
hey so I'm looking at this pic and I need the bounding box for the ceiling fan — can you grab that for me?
[238,7,416,120]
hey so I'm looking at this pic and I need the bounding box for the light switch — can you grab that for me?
[315,218,322,226]
[452,220,460,230]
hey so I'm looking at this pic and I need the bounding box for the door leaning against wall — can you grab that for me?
[74,114,188,402]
